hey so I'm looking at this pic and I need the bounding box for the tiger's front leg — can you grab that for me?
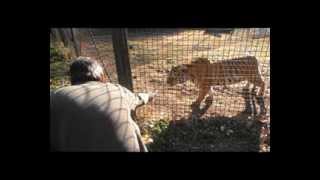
[191,85,210,108]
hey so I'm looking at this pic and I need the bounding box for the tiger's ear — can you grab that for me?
[180,64,188,72]
[184,64,193,71]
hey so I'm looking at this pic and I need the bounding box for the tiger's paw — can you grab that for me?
[205,96,213,105]
[191,101,201,109]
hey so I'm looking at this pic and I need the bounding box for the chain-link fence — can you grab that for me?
[124,28,270,123]
[50,28,270,152]
[78,28,118,83]
[126,28,270,152]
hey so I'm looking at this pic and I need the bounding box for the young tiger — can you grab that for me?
[166,56,265,107]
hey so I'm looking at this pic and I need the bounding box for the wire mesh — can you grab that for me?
[79,28,118,83]
[53,28,270,151]
[126,28,270,125]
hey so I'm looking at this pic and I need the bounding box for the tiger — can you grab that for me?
[166,56,265,107]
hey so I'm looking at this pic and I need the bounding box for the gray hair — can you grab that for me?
[70,57,105,85]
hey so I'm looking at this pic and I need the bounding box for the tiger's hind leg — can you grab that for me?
[241,81,251,98]
[248,77,265,97]
[255,77,265,97]
[249,77,267,117]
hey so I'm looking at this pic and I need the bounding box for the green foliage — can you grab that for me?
[50,42,73,90]
[147,119,171,151]
[50,42,73,63]
[50,58,71,91]
[50,78,70,91]
[151,119,170,135]
[145,117,261,152]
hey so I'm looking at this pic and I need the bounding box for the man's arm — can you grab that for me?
[119,85,157,110]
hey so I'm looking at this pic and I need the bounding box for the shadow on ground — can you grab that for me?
[204,28,234,37]
[128,28,186,39]
[147,87,268,152]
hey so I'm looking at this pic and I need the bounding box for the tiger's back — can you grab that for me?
[189,56,263,89]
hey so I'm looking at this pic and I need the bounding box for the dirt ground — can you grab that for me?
[127,29,270,121]
[80,28,270,152]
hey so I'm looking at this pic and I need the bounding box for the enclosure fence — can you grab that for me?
[75,28,270,125]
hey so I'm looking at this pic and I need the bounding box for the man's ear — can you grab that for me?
[100,73,107,83]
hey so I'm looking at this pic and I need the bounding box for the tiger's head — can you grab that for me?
[166,64,190,86]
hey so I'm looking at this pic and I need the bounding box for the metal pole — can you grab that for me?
[112,28,133,91]
[71,28,81,56]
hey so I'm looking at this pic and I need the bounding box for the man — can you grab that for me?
[50,57,156,152]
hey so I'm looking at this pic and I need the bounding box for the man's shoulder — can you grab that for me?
[52,82,122,96]
[51,82,133,99]
[53,85,80,95]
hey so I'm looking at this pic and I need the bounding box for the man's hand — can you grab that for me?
[137,90,158,105]
[147,90,158,103]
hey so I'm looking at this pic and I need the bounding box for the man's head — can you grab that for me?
[70,57,107,85]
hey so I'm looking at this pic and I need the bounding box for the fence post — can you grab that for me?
[57,28,70,47]
[112,28,133,91]
[71,28,81,57]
